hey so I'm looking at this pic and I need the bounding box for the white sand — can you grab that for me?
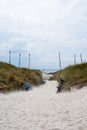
[0,79,87,130]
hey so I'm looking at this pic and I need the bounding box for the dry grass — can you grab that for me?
[0,62,43,92]
[53,63,87,90]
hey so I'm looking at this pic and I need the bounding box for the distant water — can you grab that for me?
[41,69,58,73]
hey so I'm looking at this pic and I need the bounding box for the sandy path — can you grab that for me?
[0,80,87,130]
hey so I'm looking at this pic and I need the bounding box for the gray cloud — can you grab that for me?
[0,0,87,69]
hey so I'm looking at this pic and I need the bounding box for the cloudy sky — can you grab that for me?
[0,0,87,70]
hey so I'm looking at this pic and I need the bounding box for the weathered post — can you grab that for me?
[58,52,61,81]
[19,53,21,68]
[28,53,30,69]
[9,50,11,64]
[74,54,76,65]
[28,53,30,80]
[80,53,82,63]
[59,52,61,71]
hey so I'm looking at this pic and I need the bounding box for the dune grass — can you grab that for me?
[53,63,87,90]
[0,62,43,92]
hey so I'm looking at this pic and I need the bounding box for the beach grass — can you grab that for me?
[53,63,87,90]
[0,62,43,92]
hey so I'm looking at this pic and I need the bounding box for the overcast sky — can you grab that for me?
[0,0,87,70]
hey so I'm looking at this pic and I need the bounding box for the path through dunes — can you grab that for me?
[0,80,87,130]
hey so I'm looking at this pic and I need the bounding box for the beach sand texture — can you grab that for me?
[0,79,87,130]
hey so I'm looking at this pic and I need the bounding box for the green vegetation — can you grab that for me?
[53,63,87,90]
[0,62,43,92]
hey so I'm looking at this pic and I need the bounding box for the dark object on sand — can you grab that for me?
[57,78,65,93]
[21,82,30,91]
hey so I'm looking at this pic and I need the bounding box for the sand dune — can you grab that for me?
[0,79,87,130]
